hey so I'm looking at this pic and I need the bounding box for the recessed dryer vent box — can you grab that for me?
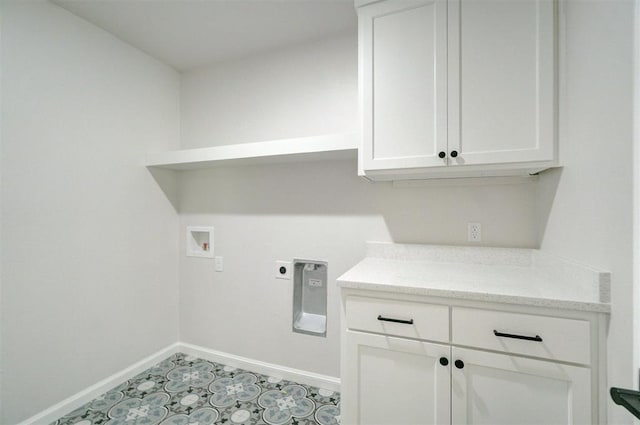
[292,259,327,337]
[186,226,214,258]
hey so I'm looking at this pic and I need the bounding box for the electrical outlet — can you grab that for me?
[275,261,292,280]
[468,222,482,242]
[214,256,223,272]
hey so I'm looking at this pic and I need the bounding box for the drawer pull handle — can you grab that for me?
[493,330,543,342]
[377,315,414,325]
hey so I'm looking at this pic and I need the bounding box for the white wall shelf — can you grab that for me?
[146,133,358,170]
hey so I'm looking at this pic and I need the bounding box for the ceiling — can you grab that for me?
[52,0,357,72]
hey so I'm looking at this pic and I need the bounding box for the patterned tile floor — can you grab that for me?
[53,353,340,425]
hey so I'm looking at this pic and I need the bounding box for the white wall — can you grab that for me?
[178,34,539,378]
[536,1,635,423]
[635,0,640,398]
[180,33,359,148]
[0,2,181,423]
[0,1,4,417]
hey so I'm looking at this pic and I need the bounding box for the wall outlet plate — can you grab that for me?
[468,222,482,242]
[275,261,292,280]
[214,256,223,272]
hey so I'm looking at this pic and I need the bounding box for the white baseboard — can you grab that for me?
[17,343,180,425]
[179,342,341,392]
[17,342,341,425]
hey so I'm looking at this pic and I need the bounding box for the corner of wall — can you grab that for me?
[0,0,4,421]
[633,0,640,394]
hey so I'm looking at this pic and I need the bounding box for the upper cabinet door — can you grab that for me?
[448,0,556,166]
[359,0,448,172]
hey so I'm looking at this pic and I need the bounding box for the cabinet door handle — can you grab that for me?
[493,330,543,342]
[438,151,446,159]
[377,315,414,325]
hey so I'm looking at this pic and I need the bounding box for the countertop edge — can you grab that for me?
[337,279,611,314]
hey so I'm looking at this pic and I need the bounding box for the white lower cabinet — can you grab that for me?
[451,347,591,425]
[345,330,451,425]
[342,297,600,425]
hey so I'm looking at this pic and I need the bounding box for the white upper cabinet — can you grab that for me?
[358,0,557,180]
[448,0,555,166]
[359,0,448,171]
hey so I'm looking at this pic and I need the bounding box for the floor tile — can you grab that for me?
[52,353,340,425]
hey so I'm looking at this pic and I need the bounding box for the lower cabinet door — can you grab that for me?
[451,347,592,425]
[344,330,451,425]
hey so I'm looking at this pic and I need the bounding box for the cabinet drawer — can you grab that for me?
[345,297,449,343]
[452,307,591,365]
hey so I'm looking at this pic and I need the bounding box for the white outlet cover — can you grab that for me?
[214,256,223,272]
[275,261,292,280]
[468,222,482,242]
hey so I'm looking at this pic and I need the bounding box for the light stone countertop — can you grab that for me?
[337,242,611,313]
